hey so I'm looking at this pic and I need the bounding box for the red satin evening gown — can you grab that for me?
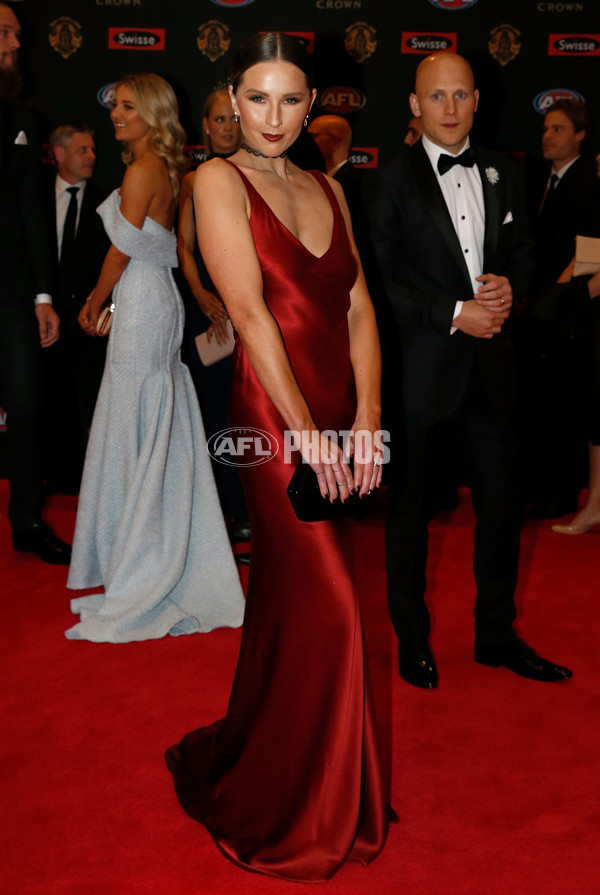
[165,162,389,882]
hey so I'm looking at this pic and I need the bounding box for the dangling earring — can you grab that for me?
[303,115,309,127]
[233,113,239,123]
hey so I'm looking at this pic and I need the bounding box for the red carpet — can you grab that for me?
[1,480,598,894]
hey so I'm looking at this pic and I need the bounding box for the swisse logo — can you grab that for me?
[349,147,378,168]
[185,145,208,167]
[428,0,478,9]
[533,87,584,113]
[97,82,116,110]
[207,427,279,467]
[108,27,165,50]
[318,86,366,113]
[402,32,457,54]
[549,34,600,54]
[210,0,256,6]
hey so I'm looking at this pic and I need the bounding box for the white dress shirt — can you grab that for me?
[55,175,87,257]
[35,176,88,307]
[422,135,486,331]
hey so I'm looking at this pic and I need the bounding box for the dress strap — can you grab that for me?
[221,157,257,196]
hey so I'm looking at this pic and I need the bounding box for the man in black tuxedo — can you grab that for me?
[525,99,600,520]
[368,53,572,687]
[43,124,110,492]
[0,2,70,563]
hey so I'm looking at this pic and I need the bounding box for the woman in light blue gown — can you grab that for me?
[66,73,245,643]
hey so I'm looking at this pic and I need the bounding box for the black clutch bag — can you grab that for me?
[286,459,365,522]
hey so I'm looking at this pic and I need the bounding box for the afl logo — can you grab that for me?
[402,33,457,54]
[548,34,600,56]
[108,28,166,50]
[533,88,585,114]
[318,86,366,114]
[97,83,116,110]
[207,427,279,467]
[428,0,478,9]
[210,0,257,6]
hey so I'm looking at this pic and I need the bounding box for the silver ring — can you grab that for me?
[339,481,348,487]
[373,460,382,467]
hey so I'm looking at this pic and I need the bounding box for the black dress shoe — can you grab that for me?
[528,499,578,521]
[474,637,572,682]
[12,522,72,565]
[398,641,438,689]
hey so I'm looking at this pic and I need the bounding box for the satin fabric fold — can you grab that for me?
[166,164,389,882]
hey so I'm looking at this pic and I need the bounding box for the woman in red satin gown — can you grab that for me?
[165,32,390,882]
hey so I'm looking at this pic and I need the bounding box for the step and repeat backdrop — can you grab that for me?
[1,0,600,462]
[14,0,600,184]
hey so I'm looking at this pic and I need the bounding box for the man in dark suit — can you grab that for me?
[525,99,600,520]
[307,115,360,205]
[368,53,571,687]
[43,123,110,492]
[0,1,70,563]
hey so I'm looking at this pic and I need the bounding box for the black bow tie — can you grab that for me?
[437,147,476,175]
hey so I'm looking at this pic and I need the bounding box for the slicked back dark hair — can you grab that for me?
[230,31,314,94]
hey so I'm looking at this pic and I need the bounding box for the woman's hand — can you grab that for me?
[295,429,355,504]
[206,316,230,346]
[347,414,385,498]
[78,295,100,336]
[196,288,229,322]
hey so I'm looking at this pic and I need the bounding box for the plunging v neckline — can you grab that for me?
[224,161,336,261]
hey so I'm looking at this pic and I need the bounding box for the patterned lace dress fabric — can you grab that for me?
[66,190,245,643]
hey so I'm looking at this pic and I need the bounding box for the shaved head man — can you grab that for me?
[308,114,353,176]
[368,53,572,688]
[410,53,478,154]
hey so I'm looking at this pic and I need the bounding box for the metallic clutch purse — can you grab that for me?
[96,302,115,336]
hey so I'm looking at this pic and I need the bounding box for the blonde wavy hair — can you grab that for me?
[116,73,187,199]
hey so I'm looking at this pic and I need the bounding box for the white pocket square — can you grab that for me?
[502,211,513,225]
[14,130,28,145]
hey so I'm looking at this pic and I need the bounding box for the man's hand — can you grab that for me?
[35,304,60,348]
[453,299,508,339]
[474,273,513,311]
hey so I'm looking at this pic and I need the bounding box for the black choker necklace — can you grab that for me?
[241,141,287,160]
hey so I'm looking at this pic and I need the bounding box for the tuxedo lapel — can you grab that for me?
[478,149,501,271]
[410,142,471,283]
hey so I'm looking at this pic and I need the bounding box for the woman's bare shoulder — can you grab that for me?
[122,153,168,192]
[194,157,247,208]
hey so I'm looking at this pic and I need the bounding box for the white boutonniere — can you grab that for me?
[485,166,499,185]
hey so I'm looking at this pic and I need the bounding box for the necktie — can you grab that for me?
[437,147,477,176]
[538,173,559,216]
[59,186,79,307]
